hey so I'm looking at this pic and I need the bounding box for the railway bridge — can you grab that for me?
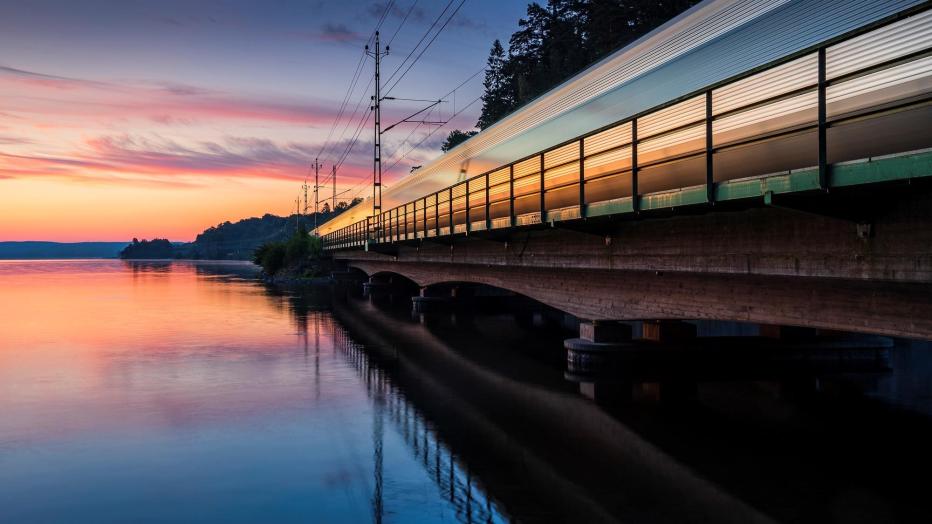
[319,1,932,340]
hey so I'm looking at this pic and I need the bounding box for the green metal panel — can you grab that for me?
[715,168,821,202]
[587,198,635,218]
[640,186,708,210]
[831,149,932,187]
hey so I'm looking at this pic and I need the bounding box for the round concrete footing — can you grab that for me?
[564,337,638,378]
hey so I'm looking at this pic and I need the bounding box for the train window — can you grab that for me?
[827,10,932,80]
[584,145,632,180]
[584,122,631,156]
[714,91,817,147]
[544,142,578,169]
[513,156,539,179]
[639,95,704,138]
[714,54,816,116]
[488,167,510,187]
[827,55,932,119]
[638,124,704,165]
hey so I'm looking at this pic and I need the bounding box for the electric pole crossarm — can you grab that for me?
[381,99,443,134]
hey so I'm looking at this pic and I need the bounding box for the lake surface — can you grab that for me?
[0,260,505,523]
[2,260,931,523]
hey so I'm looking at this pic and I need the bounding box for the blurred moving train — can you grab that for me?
[317,0,931,244]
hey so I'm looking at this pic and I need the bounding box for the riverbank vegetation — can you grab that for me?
[119,238,175,259]
[252,227,327,280]
[119,197,361,261]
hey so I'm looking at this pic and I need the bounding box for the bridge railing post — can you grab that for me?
[632,118,639,213]
[485,172,490,231]
[706,90,714,204]
[509,164,515,228]
[818,46,828,189]
[435,191,440,238]
[539,153,546,223]
[448,187,453,237]
[579,138,586,218]
[465,180,471,235]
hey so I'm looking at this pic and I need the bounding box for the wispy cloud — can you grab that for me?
[0,65,338,126]
[292,22,366,44]
[0,134,33,145]
[1,133,372,188]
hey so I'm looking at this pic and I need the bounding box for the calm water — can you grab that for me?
[0,260,505,523]
[2,260,931,523]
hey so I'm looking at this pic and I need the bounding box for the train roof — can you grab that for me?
[317,0,924,235]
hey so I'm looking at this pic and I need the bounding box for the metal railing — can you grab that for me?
[324,6,932,251]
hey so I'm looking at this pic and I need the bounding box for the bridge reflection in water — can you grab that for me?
[335,329,504,524]
[284,280,932,523]
[290,300,507,524]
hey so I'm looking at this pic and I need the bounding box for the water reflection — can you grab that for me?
[330,284,932,523]
[0,260,505,523]
[3,260,930,523]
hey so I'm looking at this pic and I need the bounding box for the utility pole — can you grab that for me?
[302,177,309,217]
[332,165,336,213]
[310,158,323,231]
[366,31,389,223]
[295,197,301,233]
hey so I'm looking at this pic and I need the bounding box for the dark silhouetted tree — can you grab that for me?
[477,40,514,129]
[441,130,478,152]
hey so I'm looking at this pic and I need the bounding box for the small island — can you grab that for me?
[119,238,174,259]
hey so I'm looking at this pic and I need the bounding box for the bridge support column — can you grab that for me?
[362,276,392,298]
[411,286,454,314]
[565,321,635,404]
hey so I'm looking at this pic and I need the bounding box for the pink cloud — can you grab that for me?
[0,65,339,126]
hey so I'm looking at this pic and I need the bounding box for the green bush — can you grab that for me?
[252,227,322,276]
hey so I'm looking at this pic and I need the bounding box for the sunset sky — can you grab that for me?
[0,0,527,241]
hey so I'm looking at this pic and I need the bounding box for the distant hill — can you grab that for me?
[174,199,361,261]
[0,241,128,259]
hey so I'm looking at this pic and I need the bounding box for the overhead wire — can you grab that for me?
[384,0,467,96]
[380,0,456,90]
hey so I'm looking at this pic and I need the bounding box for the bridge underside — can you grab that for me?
[337,185,932,340]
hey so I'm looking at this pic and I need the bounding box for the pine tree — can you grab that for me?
[441,130,478,152]
[476,0,701,130]
[477,40,514,130]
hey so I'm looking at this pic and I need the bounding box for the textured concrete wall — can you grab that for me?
[345,261,932,339]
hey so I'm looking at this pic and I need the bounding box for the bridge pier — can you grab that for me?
[362,275,395,299]
[411,286,455,314]
[565,321,635,404]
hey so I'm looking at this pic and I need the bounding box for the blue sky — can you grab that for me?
[0,0,530,240]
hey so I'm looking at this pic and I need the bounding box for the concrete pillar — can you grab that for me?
[565,320,635,405]
[411,286,453,314]
[362,275,391,298]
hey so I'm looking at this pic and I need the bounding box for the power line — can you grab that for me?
[380,65,485,174]
[381,0,456,90]
[314,0,395,163]
[387,0,419,47]
[384,0,467,96]
[382,94,481,178]
[316,49,367,160]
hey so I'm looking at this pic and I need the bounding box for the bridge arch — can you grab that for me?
[344,259,932,339]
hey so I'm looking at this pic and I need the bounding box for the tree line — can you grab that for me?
[441,0,698,151]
